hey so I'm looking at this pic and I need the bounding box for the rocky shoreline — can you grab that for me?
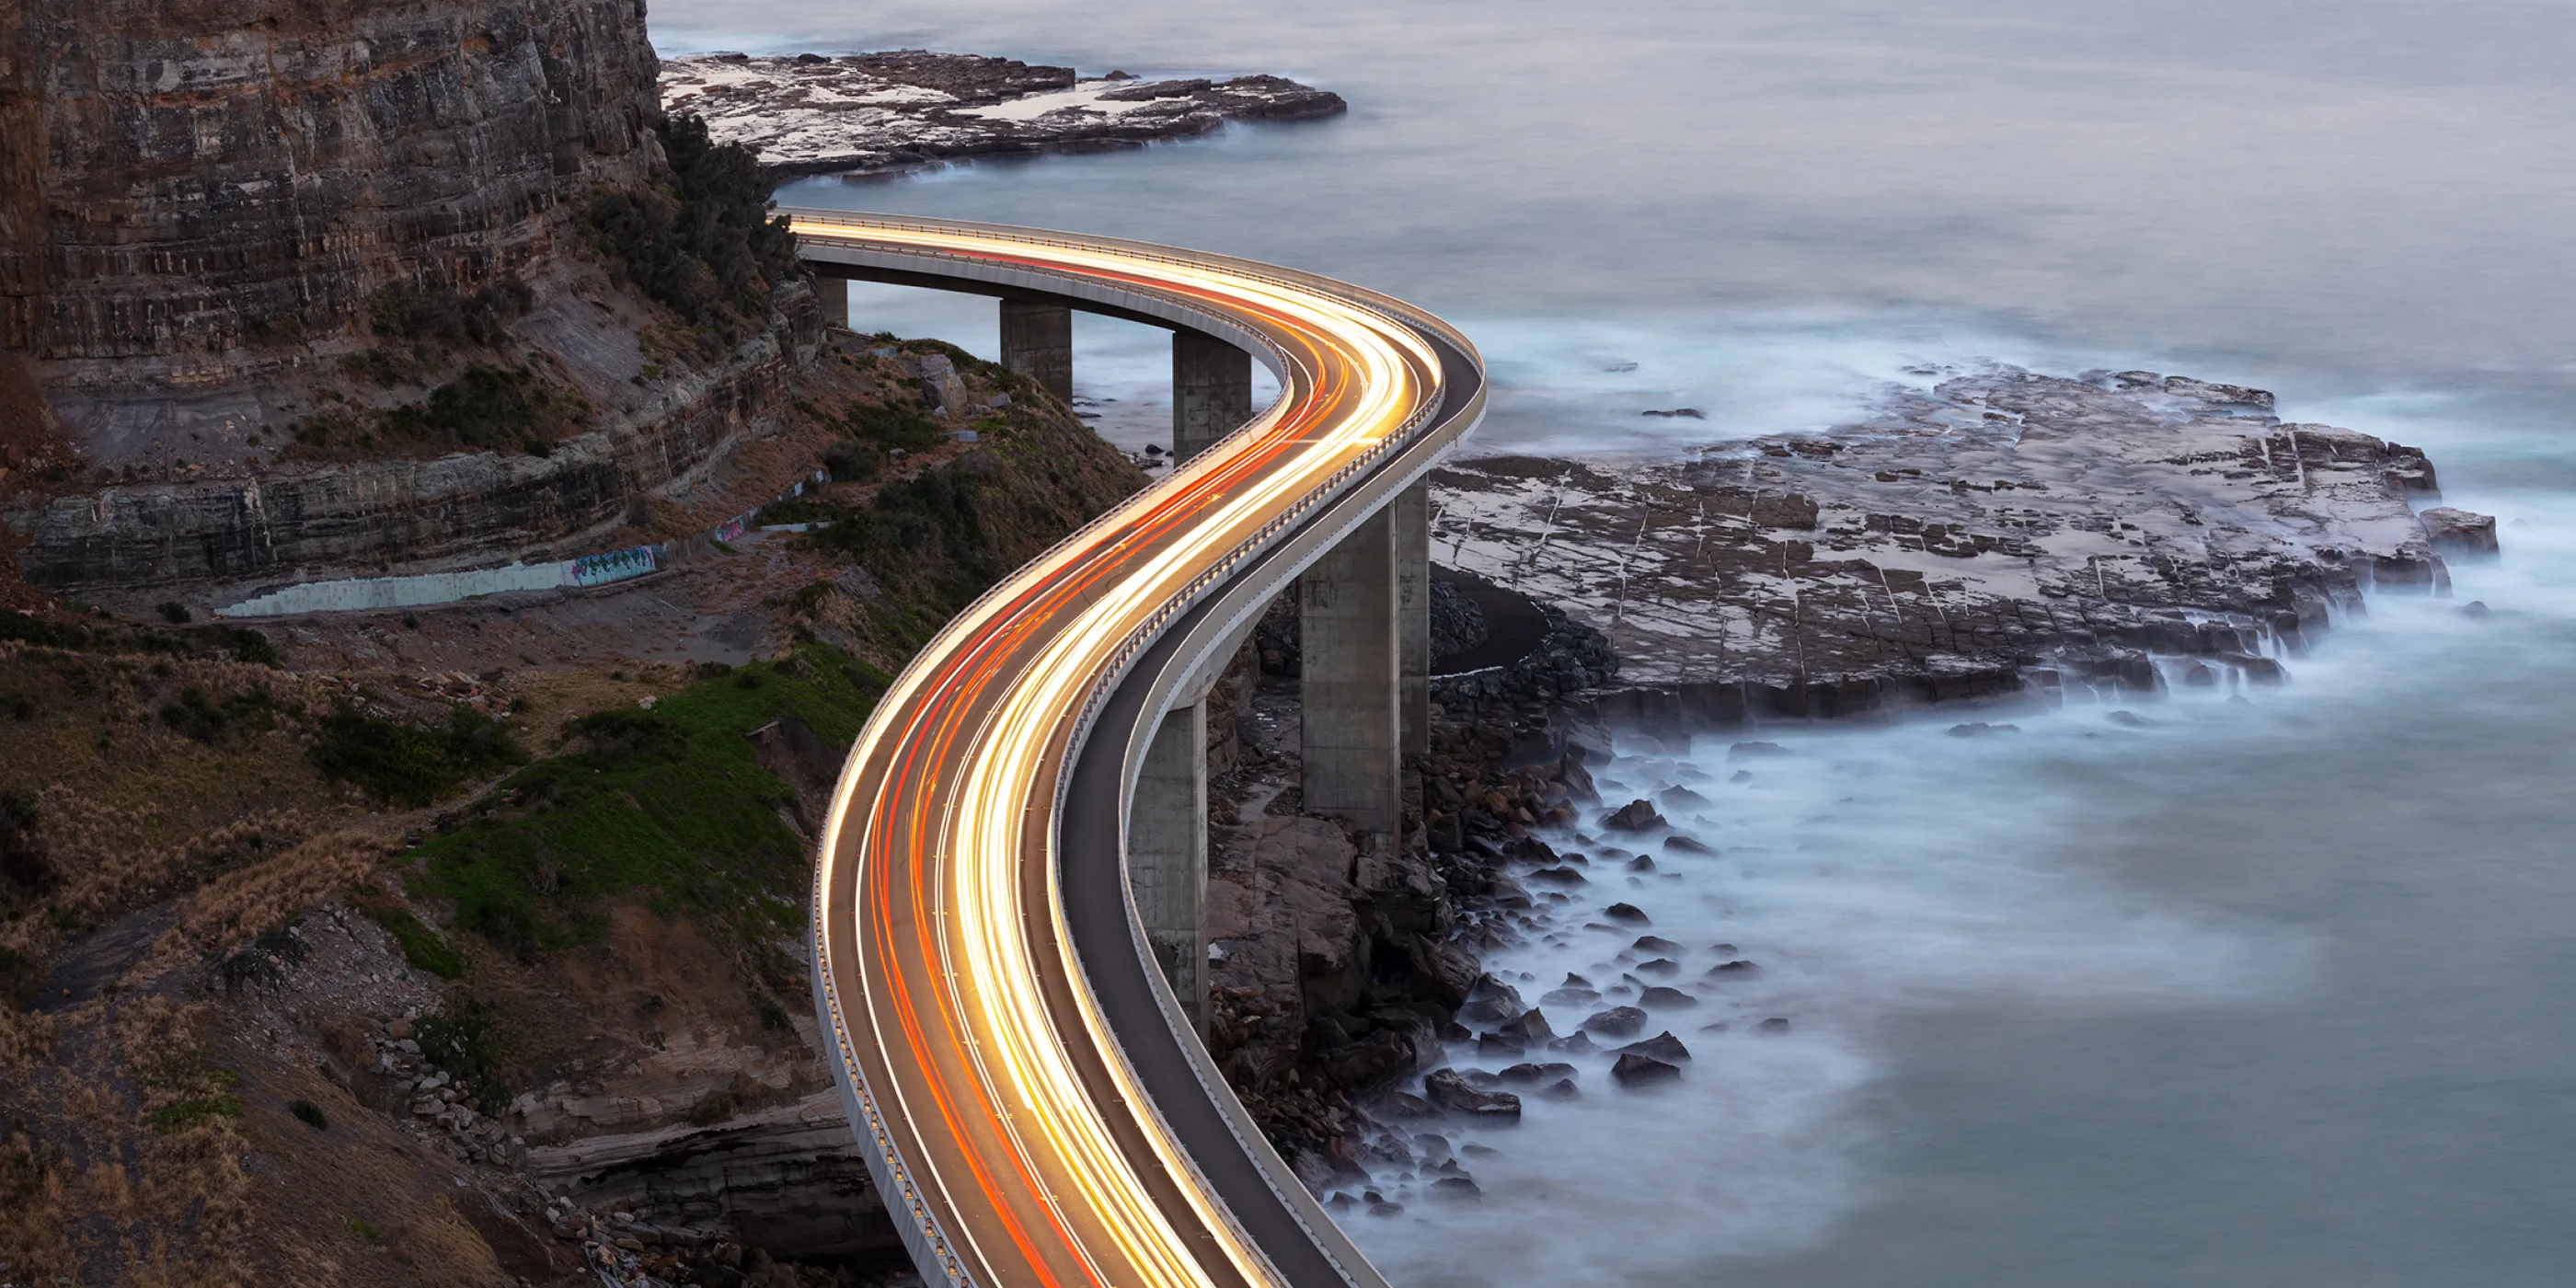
[662,51,1347,178]
[1193,365,2501,1211]
[1432,365,2497,721]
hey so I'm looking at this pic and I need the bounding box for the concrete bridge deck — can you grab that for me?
[791,210,1484,1288]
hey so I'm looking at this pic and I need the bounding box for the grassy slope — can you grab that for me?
[412,645,883,956]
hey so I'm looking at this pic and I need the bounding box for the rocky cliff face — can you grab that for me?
[0,0,842,605]
[14,284,821,603]
[3,0,659,422]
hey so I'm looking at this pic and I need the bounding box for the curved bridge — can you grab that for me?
[789,210,1485,1288]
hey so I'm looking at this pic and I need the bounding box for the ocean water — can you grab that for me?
[651,2,2576,1282]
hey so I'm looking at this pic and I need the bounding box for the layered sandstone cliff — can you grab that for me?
[0,0,832,605]
[3,0,659,411]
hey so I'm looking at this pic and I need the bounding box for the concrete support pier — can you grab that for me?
[1173,328,1253,464]
[1129,703,1210,1029]
[814,275,848,330]
[1000,300,1074,404]
[1300,509,1402,841]
[1396,480,1430,763]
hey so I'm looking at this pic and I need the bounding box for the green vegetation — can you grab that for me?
[369,279,533,350]
[286,1098,328,1131]
[298,363,589,458]
[227,627,282,669]
[0,793,48,965]
[584,114,801,350]
[410,647,887,956]
[137,1060,243,1135]
[359,899,467,980]
[414,1000,509,1114]
[144,1091,245,1134]
[381,364,584,455]
[0,609,276,668]
[157,685,288,744]
[308,703,524,808]
[845,398,950,454]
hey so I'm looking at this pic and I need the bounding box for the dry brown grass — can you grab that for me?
[0,648,346,812]
[108,997,253,1287]
[135,829,392,978]
[507,663,684,744]
[42,793,322,926]
[0,1130,76,1286]
[0,998,53,1073]
[225,1052,513,1288]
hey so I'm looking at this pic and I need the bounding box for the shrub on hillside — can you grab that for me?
[369,279,534,350]
[309,704,523,807]
[584,114,801,349]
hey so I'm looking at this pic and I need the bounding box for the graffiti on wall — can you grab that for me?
[566,545,661,589]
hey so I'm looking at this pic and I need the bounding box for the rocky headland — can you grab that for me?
[1198,365,2501,1208]
[1432,365,2496,720]
[662,51,1347,178]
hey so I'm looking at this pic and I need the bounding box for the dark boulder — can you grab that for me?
[1604,903,1650,925]
[1457,976,1527,1026]
[1611,1053,1682,1086]
[1616,1031,1692,1064]
[1602,799,1667,832]
[1639,985,1697,1009]
[1423,1069,1523,1119]
[1379,1091,1439,1119]
[1496,1007,1556,1045]
[1706,959,1761,979]
[1579,1006,1648,1038]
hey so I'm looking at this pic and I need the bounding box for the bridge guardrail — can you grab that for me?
[800,212,1483,1288]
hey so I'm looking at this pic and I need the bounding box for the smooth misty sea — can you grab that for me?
[655,2,2576,1282]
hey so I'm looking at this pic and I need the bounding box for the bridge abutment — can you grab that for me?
[1000,301,1075,404]
[1130,702,1210,1030]
[1174,328,1253,463]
